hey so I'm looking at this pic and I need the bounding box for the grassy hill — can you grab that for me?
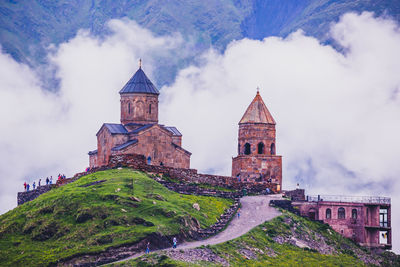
[0,168,233,266]
[117,210,400,267]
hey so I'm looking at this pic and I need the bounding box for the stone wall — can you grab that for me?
[284,189,305,201]
[17,185,55,205]
[108,153,279,193]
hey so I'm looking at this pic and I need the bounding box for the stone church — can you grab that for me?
[88,65,191,168]
[232,91,282,191]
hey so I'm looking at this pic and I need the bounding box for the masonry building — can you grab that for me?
[288,192,392,249]
[88,65,191,169]
[232,91,282,192]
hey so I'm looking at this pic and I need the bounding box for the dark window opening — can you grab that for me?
[128,102,131,114]
[147,156,151,165]
[326,208,331,219]
[257,142,264,154]
[244,143,251,155]
[149,104,152,114]
[380,208,388,227]
[352,209,357,219]
[338,207,345,219]
[270,143,276,155]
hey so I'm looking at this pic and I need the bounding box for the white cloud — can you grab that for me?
[160,12,400,252]
[0,12,399,253]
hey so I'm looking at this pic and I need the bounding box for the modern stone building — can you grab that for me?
[232,91,282,191]
[88,65,191,168]
[292,194,392,249]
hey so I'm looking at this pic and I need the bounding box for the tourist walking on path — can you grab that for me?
[145,242,150,254]
[173,237,177,248]
[237,207,241,219]
[24,182,27,191]
[33,181,36,190]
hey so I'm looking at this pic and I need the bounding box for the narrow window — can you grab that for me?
[380,208,388,227]
[270,143,276,155]
[128,102,131,114]
[352,209,357,219]
[257,142,264,154]
[244,143,251,155]
[149,104,152,114]
[326,208,331,219]
[338,207,345,219]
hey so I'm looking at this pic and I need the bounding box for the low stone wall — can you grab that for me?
[108,154,278,193]
[17,185,55,205]
[284,189,305,201]
[269,199,300,215]
[196,199,240,239]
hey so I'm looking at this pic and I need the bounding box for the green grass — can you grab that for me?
[0,168,233,266]
[123,211,372,267]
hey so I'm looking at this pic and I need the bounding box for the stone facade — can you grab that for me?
[88,66,191,169]
[291,195,392,249]
[232,91,282,191]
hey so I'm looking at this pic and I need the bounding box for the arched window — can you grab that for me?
[257,142,264,154]
[149,104,152,114]
[270,143,276,155]
[352,209,357,219]
[147,156,151,165]
[326,208,331,219]
[128,102,131,114]
[338,207,345,219]
[244,143,251,155]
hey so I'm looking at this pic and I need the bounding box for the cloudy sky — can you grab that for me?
[0,12,399,252]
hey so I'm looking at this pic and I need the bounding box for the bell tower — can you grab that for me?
[120,62,159,125]
[232,90,282,192]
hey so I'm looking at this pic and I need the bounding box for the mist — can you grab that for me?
[0,12,399,252]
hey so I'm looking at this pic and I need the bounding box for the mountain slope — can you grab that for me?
[119,210,400,266]
[0,168,233,266]
[1,0,400,86]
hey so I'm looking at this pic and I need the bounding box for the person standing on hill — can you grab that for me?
[26,183,30,191]
[237,207,241,219]
[32,181,36,190]
[24,182,27,191]
[46,177,49,185]
[173,237,177,248]
[38,179,41,187]
[50,176,53,184]
[145,242,150,254]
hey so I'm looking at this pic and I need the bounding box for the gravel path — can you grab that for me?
[113,194,282,264]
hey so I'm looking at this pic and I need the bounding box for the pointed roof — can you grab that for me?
[119,67,159,95]
[239,91,276,125]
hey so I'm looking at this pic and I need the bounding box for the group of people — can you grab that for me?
[23,174,67,191]
[145,237,178,254]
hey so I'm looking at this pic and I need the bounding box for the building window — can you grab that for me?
[352,209,357,219]
[257,142,264,154]
[270,143,275,155]
[147,156,152,165]
[338,207,345,219]
[128,102,131,114]
[244,143,251,155]
[149,104,152,114]
[326,208,331,219]
[380,208,388,227]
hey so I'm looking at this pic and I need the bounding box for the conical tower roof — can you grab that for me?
[239,91,276,124]
[119,67,159,95]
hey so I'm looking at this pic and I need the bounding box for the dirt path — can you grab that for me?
[114,194,282,264]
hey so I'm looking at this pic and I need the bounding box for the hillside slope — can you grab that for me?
[0,168,233,266]
[116,210,400,266]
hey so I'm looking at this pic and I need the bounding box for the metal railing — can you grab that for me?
[306,195,391,204]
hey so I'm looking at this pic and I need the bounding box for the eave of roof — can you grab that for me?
[111,139,138,151]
